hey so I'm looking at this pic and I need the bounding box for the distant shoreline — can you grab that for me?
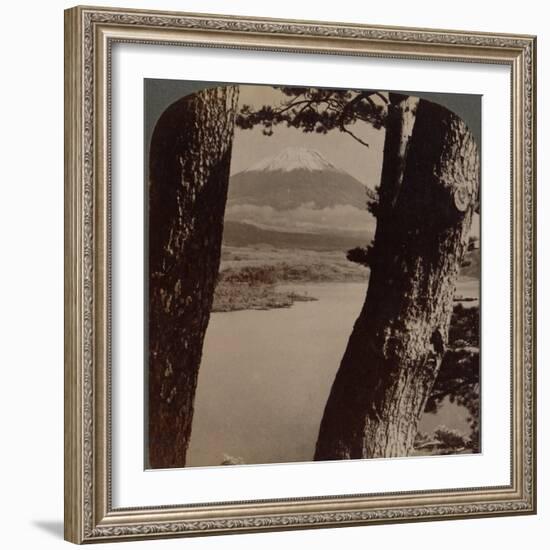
[212,246,479,313]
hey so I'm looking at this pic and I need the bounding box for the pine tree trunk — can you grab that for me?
[315,96,480,460]
[148,87,239,469]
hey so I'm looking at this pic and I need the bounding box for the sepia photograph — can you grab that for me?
[62,6,537,542]
[146,80,481,470]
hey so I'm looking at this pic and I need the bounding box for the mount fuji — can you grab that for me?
[243,147,342,173]
[228,147,375,211]
[223,148,377,251]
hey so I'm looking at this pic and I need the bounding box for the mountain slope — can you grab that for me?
[228,169,373,210]
[243,147,342,173]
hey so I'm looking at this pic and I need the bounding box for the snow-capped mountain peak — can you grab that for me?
[244,147,342,174]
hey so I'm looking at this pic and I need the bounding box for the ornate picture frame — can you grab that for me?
[64,5,536,544]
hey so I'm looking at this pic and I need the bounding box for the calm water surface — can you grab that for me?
[187,280,477,467]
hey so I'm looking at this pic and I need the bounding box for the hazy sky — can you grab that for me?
[230,86,385,188]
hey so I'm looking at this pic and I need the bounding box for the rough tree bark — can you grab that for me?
[315,95,480,460]
[148,86,239,469]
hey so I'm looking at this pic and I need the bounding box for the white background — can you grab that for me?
[113,44,511,507]
[0,0,546,548]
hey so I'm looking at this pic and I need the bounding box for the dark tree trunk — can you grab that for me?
[148,86,238,469]
[315,96,480,460]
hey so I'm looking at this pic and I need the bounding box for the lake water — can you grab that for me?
[186,280,477,467]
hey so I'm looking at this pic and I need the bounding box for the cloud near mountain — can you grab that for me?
[224,203,375,236]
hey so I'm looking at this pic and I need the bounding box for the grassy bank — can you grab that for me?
[212,281,316,312]
[220,246,368,282]
[212,246,367,313]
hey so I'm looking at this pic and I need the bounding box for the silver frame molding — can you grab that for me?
[64,5,537,544]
